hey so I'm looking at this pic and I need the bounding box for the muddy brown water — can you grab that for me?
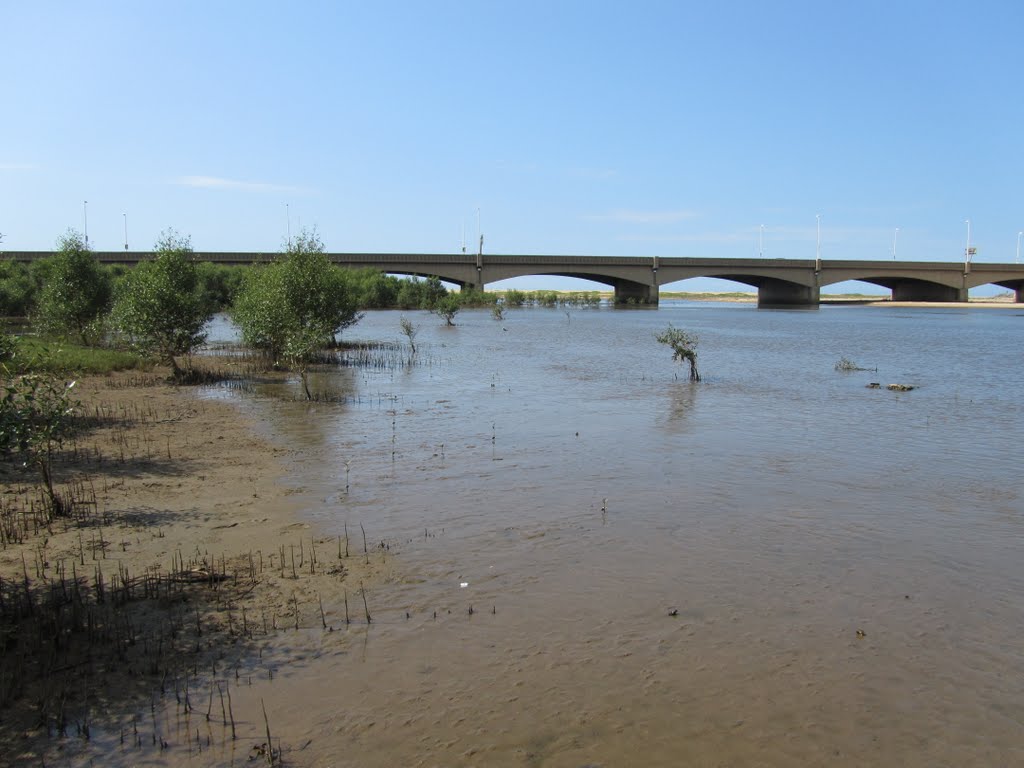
[56,303,1024,766]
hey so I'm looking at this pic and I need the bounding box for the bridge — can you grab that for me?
[6,251,1024,306]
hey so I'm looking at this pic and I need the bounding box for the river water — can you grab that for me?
[211,302,1023,767]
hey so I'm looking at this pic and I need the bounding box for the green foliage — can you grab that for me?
[421,277,448,308]
[1,344,79,514]
[231,229,364,390]
[494,289,601,308]
[1,372,77,457]
[33,231,112,344]
[0,332,17,364]
[195,262,248,311]
[457,288,497,307]
[655,324,700,381]
[345,268,401,309]
[503,289,527,307]
[0,260,40,317]
[391,275,450,310]
[112,230,214,376]
[399,316,418,355]
[432,294,461,326]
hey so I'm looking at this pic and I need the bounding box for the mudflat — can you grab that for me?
[1,372,392,765]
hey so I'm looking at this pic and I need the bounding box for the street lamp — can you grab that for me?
[759,224,764,258]
[286,203,291,246]
[815,214,821,269]
[1017,231,1022,264]
[123,213,128,251]
[965,219,972,266]
[892,227,899,260]
[83,200,88,247]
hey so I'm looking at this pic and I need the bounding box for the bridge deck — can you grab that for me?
[3,252,1023,305]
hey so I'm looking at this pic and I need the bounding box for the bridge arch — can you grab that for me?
[819,264,968,302]
[965,271,1024,302]
[657,265,818,307]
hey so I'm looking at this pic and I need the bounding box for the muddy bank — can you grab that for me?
[0,372,394,766]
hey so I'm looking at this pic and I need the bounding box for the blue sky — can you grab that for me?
[2,1,1022,294]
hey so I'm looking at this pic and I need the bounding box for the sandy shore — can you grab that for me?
[0,372,394,765]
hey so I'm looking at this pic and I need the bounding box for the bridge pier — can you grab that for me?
[891,279,967,302]
[757,279,820,308]
[613,280,659,305]
[1016,285,1024,303]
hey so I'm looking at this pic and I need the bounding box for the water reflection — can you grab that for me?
[664,380,699,431]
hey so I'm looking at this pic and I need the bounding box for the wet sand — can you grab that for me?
[0,372,395,765]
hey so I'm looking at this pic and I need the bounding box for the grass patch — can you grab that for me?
[5,336,150,375]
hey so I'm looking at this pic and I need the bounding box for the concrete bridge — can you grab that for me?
[6,251,1024,306]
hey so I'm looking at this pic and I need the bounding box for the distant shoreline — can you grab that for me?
[488,289,1020,308]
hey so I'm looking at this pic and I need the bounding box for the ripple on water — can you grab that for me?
[189,305,1024,766]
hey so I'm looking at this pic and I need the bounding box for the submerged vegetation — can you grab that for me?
[834,356,876,372]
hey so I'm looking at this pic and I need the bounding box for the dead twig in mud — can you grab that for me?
[261,698,276,766]
[360,581,371,624]
[225,680,236,740]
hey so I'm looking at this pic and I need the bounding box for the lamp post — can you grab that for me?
[965,219,972,268]
[83,200,89,248]
[892,227,899,260]
[1017,231,1022,264]
[286,203,291,246]
[123,213,128,251]
[815,214,821,270]
[759,224,764,258]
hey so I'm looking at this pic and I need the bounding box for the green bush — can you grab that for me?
[231,229,363,396]
[112,230,214,377]
[33,231,112,344]
[0,261,39,317]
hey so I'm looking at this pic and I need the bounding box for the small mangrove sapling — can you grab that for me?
[399,316,418,355]
[655,324,700,381]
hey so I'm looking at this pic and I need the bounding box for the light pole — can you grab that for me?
[286,203,291,246]
[123,213,128,251]
[815,214,821,269]
[892,227,899,260]
[1017,231,1022,264]
[965,219,972,267]
[83,200,89,247]
[759,224,764,258]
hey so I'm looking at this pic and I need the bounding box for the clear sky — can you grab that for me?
[2,1,1022,293]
